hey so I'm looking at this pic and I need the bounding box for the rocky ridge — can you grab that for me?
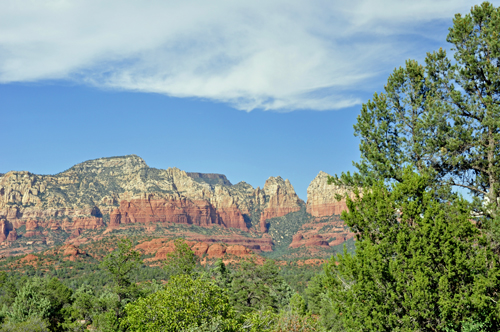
[0,156,353,258]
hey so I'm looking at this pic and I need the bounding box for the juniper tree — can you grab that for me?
[326,169,500,331]
[332,2,500,231]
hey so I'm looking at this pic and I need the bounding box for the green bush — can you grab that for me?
[0,316,49,332]
[124,275,240,332]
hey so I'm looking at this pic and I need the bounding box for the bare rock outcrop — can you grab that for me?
[109,195,247,231]
[191,242,210,256]
[306,171,352,217]
[6,228,17,242]
[257,177,305,232]
[226,245,253,256]
[259,177,304,221]
[0,219,9,242]
[206,243,226,258]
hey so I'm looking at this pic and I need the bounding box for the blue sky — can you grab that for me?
[1,0,497,199]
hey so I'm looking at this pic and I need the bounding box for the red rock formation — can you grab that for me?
[26,219,38,231]
[63,217,104,231]
[24,231,43,238]
[0,219,9,242]
[306,171,352,218]
[289,233,304,248]
[207,243,226,258]
[6,229,17,242]
[216,208,247,230]
[136,238,171,255]
[155,243,177,260]
[69,229,81,240]
[144,240,258,262]
[48,221,61,231]
[305,235,330,247]
[259,177,304,226]
[20,254,38,264]
[109,196,247,231]
[187,236,273,252]
[191,242,209,256]
[307,202,348,218]
[328,233,354,247]
[226,245,253,256]
[62,244,80,256]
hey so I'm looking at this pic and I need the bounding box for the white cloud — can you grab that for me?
[0,0,490,111]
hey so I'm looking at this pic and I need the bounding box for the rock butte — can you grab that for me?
[0,155,354,256]
[306,171,354,217]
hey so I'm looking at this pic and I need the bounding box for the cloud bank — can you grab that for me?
[0,0,482,111]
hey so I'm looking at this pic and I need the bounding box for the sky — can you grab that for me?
[1,0,498,200]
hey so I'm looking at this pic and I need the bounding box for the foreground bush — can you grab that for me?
[124,274,240,332]
[0,316,49,332]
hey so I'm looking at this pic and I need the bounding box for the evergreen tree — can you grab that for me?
[124,274,240,332]
[229,260,292,315]
[100,238,142,302]
[325,169,500,331]
[332,2,500,233]
[163,238,199,279]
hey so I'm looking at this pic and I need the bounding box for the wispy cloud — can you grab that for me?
[0,0,483,111]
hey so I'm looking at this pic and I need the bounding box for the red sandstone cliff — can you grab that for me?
[136,238,256,262]
[0,155,354,262]
[109,194,247,231]
[0,156,310,239]
[257,176,305,232]
[306,171,353,218]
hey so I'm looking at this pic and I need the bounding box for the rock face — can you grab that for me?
[186,173,232,186]
[1,155,356,260]
[6,228,17,242]
[136,238,256,262]
[306,171,352,218]
[0,219,9,242]
[109,195,247,231]
[0,155,307,242]
[258,177,304,232]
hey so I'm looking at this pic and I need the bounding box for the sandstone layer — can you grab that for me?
[306,171,353,218]
[258,177,304,232]
[0,156,357,259]
[136,238,257,263]
[0,155,306,244]
[109,195,247,230]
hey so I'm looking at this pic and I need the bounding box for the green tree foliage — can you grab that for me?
[6,278,51,324]
[229,260,292,315]
[0,272,22,310]
[304,273,327,315]
[100,238,142,301]
[163,238,199,278]
[99,238,143,331]
[333,2,500,224]
[325,170,500,331]
[5,277,72,331]
[61,284,95,331]
[124,274,240,332]
[241,310,277,332]
[289,293,307,316]
[0,316,49,332]
[210,258,232,289]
